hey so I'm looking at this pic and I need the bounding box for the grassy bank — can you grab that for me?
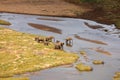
[64,0,120,29]
[0,20,11,25]
[0,26,79,79]
[0,77,29,80]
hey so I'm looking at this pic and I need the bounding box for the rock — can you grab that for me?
[114,72,120,78]
[104,29,108,32]
[80,51,86,55]
[76,63,93,71]
[93,60,104,65]
[115,72,120,76]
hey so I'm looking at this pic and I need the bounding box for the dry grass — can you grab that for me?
[0,77,29,80]
[0,26,79,79]
[113,72,120,80]
[75,63,93,71]
[0,20,11,25]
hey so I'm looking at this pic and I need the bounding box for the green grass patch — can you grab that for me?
[0,20,11,25]
[0,26,79,78]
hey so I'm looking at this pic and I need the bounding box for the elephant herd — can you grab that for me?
[34,36,73,50]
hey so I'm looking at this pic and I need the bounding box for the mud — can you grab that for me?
[28,23,62,34]
[90,48,111,56]
[74,34,107,45]
[84,22,104,29]
[37,18,63,21]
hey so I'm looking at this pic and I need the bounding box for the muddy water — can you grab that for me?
[0,13,120,80]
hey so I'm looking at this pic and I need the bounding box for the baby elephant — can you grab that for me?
[65,37,73,46]
[54,41,64,50]
[44,41,49,46]
[34,37,45,43]
[35,37,39,42]
[45,36,55,42]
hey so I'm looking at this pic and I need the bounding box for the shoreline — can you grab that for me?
[0,0,119,29]
[0,26,79,78]
[0,11,77,18]
[0,11,113,25]
[0,0,118,28]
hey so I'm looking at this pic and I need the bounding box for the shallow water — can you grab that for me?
[0,13,120,80]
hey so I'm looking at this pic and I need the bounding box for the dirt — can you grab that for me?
[0,0,118,27]
[28,23,62,34]
[74,34,107,45]
[79,7,114,25]
[0,0,90,17]
[84,22,104,29]
[37,18,63,21]
[90,48,111,56]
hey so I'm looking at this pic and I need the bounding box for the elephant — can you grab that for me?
[34,37,45,43]
[65,37,73,47]
[54,41,64,50]
[45,36,55,42]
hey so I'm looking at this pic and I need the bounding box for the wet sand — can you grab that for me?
[84,22,104,29]
[37,18,63,21]
[74,34,107,45]
[90,48,111,56]
[28,23,62,34]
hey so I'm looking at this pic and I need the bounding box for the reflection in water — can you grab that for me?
[66,44,73,47]
[74,34,107,45]
[65,37,73,47]
[28,23,62,34]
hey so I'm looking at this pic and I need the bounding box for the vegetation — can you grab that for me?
[0,20,11,25]
[64,0,100,4]
[0,77,29,80]
[65,0,120,9]
[113,72,120,80]
[0,26,79,79]
[92,60,104,65]
[64,0,120,29]
[115,20,120,29]
[64,0,81,4]
[75,63,93,71]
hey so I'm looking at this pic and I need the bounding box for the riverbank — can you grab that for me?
[0,13,120,80]
[0,0,89,17]
[64,0,120,29]
[0,26,79,79]
[0,0,119,29]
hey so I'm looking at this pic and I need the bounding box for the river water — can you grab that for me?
[0,13,120,80]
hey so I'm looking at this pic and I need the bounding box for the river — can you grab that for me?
[0,13,120,80]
